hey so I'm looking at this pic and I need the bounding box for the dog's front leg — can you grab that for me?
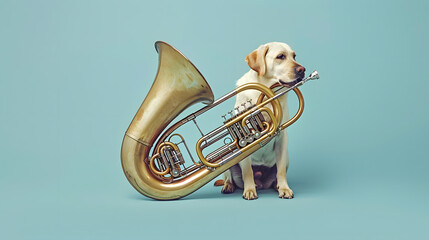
[221,170,235,193]
[239,157,258,200]
[275,133,294,199]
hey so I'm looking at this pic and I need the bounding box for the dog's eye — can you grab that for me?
[276,54,286,60]
[293,53,296,60]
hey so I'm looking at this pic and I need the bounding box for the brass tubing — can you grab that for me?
[281,88,304,130]
[168,133,200,166]
[195,83,281,168]
[224,84,281,128]
[259,121,270,136]
[205,140,238,162]
[149,142,179,176]
[123,134,262,200]
[149,153,169,176]
[257,84,305,131]
[152,90,237,156]
[200,130,230,150]
[196,106,278,168]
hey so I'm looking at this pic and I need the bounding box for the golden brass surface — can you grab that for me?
[125,41,214,144]
[280,88,304,130]
[121,41,306,200]
[195,83,281,168]
[121,41,215,199]
[256,85,304,130]
[149,142,179,176]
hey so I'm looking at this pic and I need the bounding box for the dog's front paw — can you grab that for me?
[242,188,258,200]
[221,181,235,194]
[278,187,294,199]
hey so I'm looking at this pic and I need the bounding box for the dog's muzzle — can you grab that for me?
[279,78,303,87]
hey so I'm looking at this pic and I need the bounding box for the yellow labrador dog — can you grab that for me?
[218,42,306,200]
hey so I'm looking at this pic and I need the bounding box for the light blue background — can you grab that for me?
[1,0,428,239]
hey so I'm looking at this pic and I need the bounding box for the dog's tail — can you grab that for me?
[214,179,224,186]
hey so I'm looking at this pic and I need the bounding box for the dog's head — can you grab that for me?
[245,42,305,87]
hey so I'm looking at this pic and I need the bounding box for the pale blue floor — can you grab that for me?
[2,135,428,239]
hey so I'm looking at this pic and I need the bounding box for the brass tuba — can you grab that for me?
[121,41,318,200]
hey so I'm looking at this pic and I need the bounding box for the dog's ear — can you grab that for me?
[245,45,269,77]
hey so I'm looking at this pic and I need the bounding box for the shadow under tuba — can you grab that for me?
[121,41,318,200]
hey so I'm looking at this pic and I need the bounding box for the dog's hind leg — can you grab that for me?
[221,170,235,194]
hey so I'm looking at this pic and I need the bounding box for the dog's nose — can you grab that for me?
[295,66,306,75]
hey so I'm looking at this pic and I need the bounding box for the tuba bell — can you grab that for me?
[121,41,318,200]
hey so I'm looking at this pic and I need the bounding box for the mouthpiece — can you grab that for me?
[306,70,319,81]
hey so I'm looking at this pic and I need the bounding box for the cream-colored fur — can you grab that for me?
[222,42,305,200]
